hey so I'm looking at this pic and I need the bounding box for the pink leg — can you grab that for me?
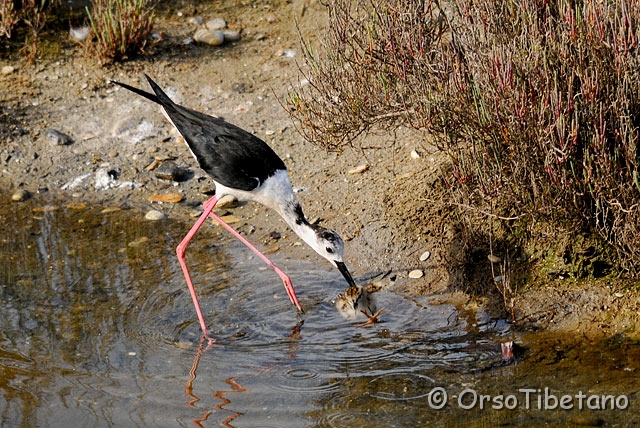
[176,196,304,341]
[177,196,220,343]
[206,201,303,312]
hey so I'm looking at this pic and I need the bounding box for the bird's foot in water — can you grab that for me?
[357,308,384,327]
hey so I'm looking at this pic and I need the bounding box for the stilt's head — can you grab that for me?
[309,225,356,287]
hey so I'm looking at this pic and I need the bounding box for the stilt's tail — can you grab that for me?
[110,74,174,107]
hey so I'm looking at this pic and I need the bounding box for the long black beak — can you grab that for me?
[336,261,356,286]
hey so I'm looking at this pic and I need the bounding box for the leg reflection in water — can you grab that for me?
[184,335,249,428]
[185,336,212,427]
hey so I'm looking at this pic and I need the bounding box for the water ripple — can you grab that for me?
[369,372,437,401]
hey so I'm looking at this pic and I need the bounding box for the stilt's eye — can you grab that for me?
[325,247,334,254]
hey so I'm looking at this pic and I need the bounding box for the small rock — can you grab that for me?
[145,158,163,171]
[263,246,279,255]
[419,251,431,261]
[11,189,31,202]
[45,128,74,146]
[1,65,15,75]
[614,292,624,298]
[494,275,503,283]
[222,30,240,42]
[408,269,424,279]
[410,150,421,159]
[101,207,121,213]
[269,231,282,240]
[66,202,87,210]
[348,163,370,174]
[188,16,204,25]
[145,209,166,221]
[193,28,225,46]
[206,18,227,30]
[148,193,184,203]
[216,194,238,209]
[154,161,190,181]
[488,254,502,263]
[213,214,242,225]
[128,236,149,247]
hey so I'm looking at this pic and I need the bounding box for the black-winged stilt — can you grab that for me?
[111,75,356,342]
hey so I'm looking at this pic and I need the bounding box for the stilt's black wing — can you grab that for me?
[111,75,286,191]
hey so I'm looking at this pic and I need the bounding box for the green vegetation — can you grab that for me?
[1,0,155,62]
[85,0,154,62]
[288,0,640,278]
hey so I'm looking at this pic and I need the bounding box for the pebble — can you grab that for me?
[408,269,424,279]
[206,18,227,30]
[128,236,149,247]
[419,251,431,261]
[269,231,282,240]
[410,150,420,159]
[11,189,31,202]
[188,16,204,25]
[213,214,242,225]
[66,202,87,210]
[348,163,370,175]
[194,29,224,46]
[216,194,238,209]
[153,161,190,182]
[101,207,121,213]
[45,128,74,146]
[148,193,184,203]
[1,65,15,75]
[222,30,240,42]
[145,209,166,221]
[145,158,162,171]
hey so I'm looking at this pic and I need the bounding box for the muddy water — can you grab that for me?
[0,199,638,427]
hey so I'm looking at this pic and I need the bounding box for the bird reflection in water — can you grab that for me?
[184,337,248,428]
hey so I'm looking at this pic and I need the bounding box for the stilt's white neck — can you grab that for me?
[279,198,323,257]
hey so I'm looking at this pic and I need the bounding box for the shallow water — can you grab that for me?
[0,200,638,427]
